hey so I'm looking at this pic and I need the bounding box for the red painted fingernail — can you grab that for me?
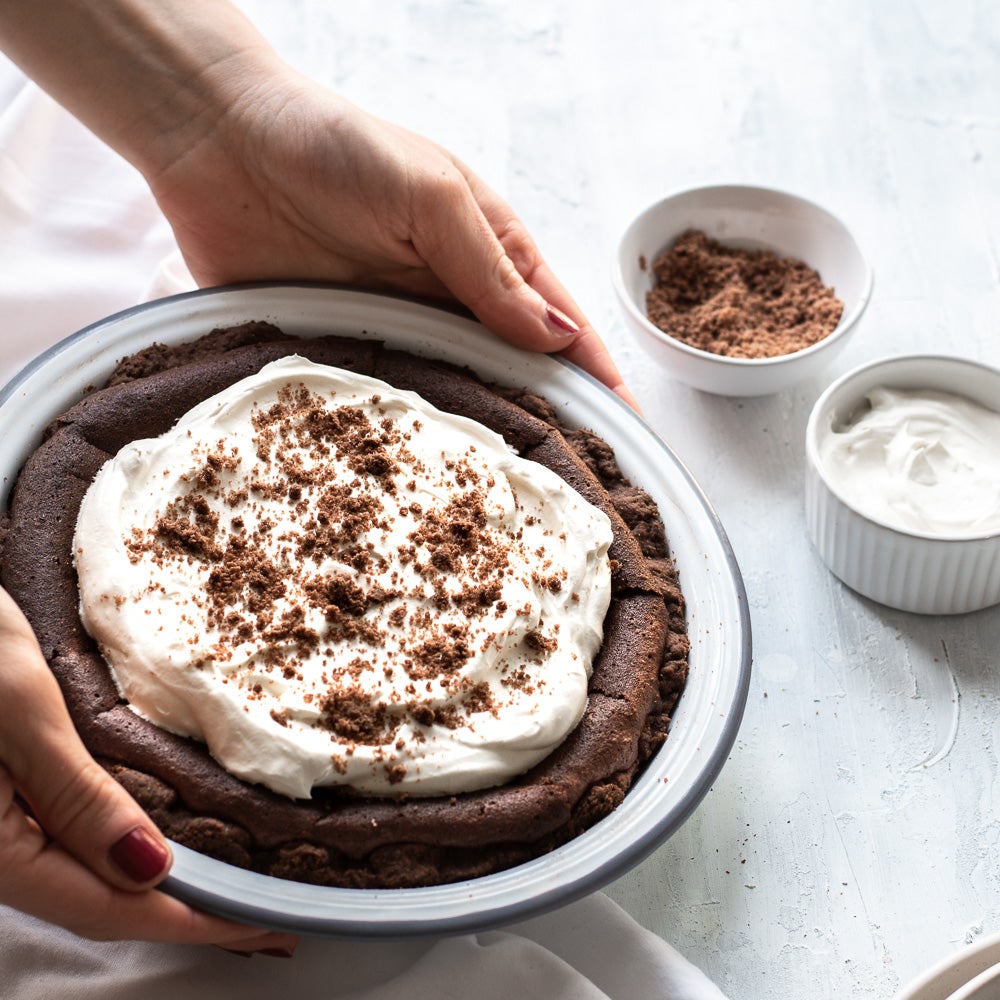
[109,827,170,883]
[545,304,580,336]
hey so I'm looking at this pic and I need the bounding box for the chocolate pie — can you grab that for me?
[0,322,688,888]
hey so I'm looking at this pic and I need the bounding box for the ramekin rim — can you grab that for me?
[805,353,1000,543]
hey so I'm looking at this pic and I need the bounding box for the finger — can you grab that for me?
[455,166,588,323]
[484,234,639,410]
[407,170,579,354]
[500,248,632,402]
[454,170,640,408]
[0,765,294,948]
[3,770,296,953]
[0,589,171,893]
[557,328,642,412]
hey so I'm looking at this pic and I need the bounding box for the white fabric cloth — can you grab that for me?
[1,894,727,1000]
[0,63,727,1000]
[0,64,193,384]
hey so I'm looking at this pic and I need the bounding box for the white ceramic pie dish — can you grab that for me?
[0,284,751,938]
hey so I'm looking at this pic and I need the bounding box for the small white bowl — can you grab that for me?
[894,929,1000,1000]
[805,355,1000,615]
[948,961,1000,1000]
[613,184,873,396]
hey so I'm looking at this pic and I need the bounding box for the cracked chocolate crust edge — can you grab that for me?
[0,323,689,889]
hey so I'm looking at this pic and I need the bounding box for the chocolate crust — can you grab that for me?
[1,325,689,888]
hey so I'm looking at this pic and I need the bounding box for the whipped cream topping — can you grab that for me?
[819,385,1000,537]
[74,356,613,799]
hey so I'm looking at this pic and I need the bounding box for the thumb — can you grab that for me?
[0,592,171,891]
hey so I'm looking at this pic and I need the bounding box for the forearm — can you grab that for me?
[0,0,283,179]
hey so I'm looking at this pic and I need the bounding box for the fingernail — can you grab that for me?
[545,304,580,337]
[109,826,170,883]
[614,385,644,414]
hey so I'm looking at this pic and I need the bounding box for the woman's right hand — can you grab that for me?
[0,587,296,952]
[0,0,638,412]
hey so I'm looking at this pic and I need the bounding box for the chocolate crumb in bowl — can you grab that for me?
[645,229,844,359]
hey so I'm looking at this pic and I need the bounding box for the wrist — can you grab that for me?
[90,2,291,183]
[0,0,287,180]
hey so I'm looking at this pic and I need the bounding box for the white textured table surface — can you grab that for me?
[236,2,1000,997]
[5,2,999,997]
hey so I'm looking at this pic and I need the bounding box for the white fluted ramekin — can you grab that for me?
[805,355,1000,615]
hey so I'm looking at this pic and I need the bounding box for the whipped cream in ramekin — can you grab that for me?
[74,357,613,799]
[819,386,1000,537]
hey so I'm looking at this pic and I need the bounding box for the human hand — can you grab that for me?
[0,0,636,408]
[143,67,638,409]
[0,587,296,953]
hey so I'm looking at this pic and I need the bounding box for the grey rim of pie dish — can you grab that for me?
[0,283,752,939]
